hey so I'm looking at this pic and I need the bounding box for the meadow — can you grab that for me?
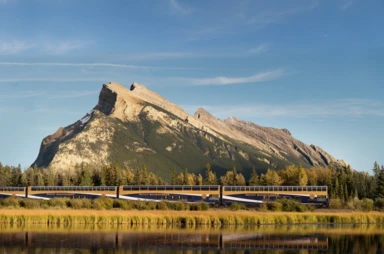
[1,208,384,226]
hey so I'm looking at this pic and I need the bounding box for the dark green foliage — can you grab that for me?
[361,198,374,212]
[190,202,210,211]
[374,198,384,211]
[276,199,310,212]
[230,202,246,211]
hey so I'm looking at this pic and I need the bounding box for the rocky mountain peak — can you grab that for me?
[33,81,349,175]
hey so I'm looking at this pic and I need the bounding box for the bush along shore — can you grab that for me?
[1,197,384,226]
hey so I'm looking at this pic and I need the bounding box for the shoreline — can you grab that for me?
[1,209,384,225]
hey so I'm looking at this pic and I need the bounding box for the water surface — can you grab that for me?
[0,224,383,253]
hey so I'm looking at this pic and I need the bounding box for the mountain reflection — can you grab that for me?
[0,224,383,253]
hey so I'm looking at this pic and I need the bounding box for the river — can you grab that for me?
[0,224,383,253]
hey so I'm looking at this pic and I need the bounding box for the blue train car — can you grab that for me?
[0,187,26,198]
[27,186,117,200]
[119,185,221,204]
[222,186,329,207]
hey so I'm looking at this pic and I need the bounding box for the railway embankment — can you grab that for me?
[1,209,384,226]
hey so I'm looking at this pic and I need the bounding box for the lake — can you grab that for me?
[0,224,383,253]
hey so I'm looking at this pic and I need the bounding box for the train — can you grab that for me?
[0,185,329,207]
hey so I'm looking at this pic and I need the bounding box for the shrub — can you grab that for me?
[361,198,374,212]
[1,197,20,208]
[173,201,190,211]
[92,199,104,210]
[49,198,69,208]
[230,202,246,211]
[68,199,84,209]
[82,199,92,209]
[190,202,210,211]
[156,201,169,210]
[277,199,308,212]
[267,201,283,212]
[20,199,40,209]
[374,198,384,211]
[93,198,113,210]
[329,199,344,209]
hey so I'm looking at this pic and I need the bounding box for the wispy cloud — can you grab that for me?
[123,52,194,60]
[249,44,269,54]
[184,99,384,119]
[0,90,99,100]
[0,77,110,83]
[0,62,196,70]
[50,90,99,99]
[0,91,46,99]
[247,1,319,27]
[43,40,93,54]
[0,40,32,54]
[340,0,355,10]
[175,69,285,86]
[169,0,192,15]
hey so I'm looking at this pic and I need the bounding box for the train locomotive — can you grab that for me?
[0,185,329,207]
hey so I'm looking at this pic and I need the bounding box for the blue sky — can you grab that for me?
[0,0,382,172]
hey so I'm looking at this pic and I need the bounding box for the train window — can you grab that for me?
[174,186,182,191]
[201,186,210,191]
[148,186,157,191]
[211,186,219,191]
[322,187,326,192]
[131,186,140,191]
[277,186,282,191]
[157,186,165,191]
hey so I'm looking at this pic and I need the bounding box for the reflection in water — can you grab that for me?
[0,224,383,253]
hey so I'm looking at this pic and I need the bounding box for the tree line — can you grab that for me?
[0,161,383,201]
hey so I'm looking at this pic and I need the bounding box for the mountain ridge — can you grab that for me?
[33,82,348,179]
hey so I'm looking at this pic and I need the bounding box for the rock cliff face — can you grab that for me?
[33,82,348,179]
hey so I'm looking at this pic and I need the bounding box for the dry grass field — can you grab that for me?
[0,209,384,226]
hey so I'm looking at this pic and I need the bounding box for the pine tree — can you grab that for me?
[249,168,259,186]
[375,167,384,198]
[171,166,178,185]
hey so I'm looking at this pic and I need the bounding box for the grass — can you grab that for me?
[0,209,384,226]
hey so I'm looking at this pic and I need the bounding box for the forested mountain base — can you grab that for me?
[1,161,384,204]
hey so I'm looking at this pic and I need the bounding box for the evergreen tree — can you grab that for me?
[171,166,178,185]
[204,163,217,185]
[375,166,384,198]
[249,168,259,186]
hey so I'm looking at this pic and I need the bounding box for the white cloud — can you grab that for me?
[43,40,92,54]
[0,40,32,54]
[169,0,192,15]
[340,0,355,10]
[176,69,285,86]
[184,99,384,119]
[249,44,269,54]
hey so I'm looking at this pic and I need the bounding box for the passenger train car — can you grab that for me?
[119,185,220,204]
[222,186,328,206]
[0,185,329,207]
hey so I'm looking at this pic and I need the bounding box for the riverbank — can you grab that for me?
[0,209,384,225]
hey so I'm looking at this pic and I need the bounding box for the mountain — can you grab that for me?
[33,82,348,179]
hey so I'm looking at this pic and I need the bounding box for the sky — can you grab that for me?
[0,0,382,172]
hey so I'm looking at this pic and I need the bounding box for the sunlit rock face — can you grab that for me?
[33,82,348,179]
